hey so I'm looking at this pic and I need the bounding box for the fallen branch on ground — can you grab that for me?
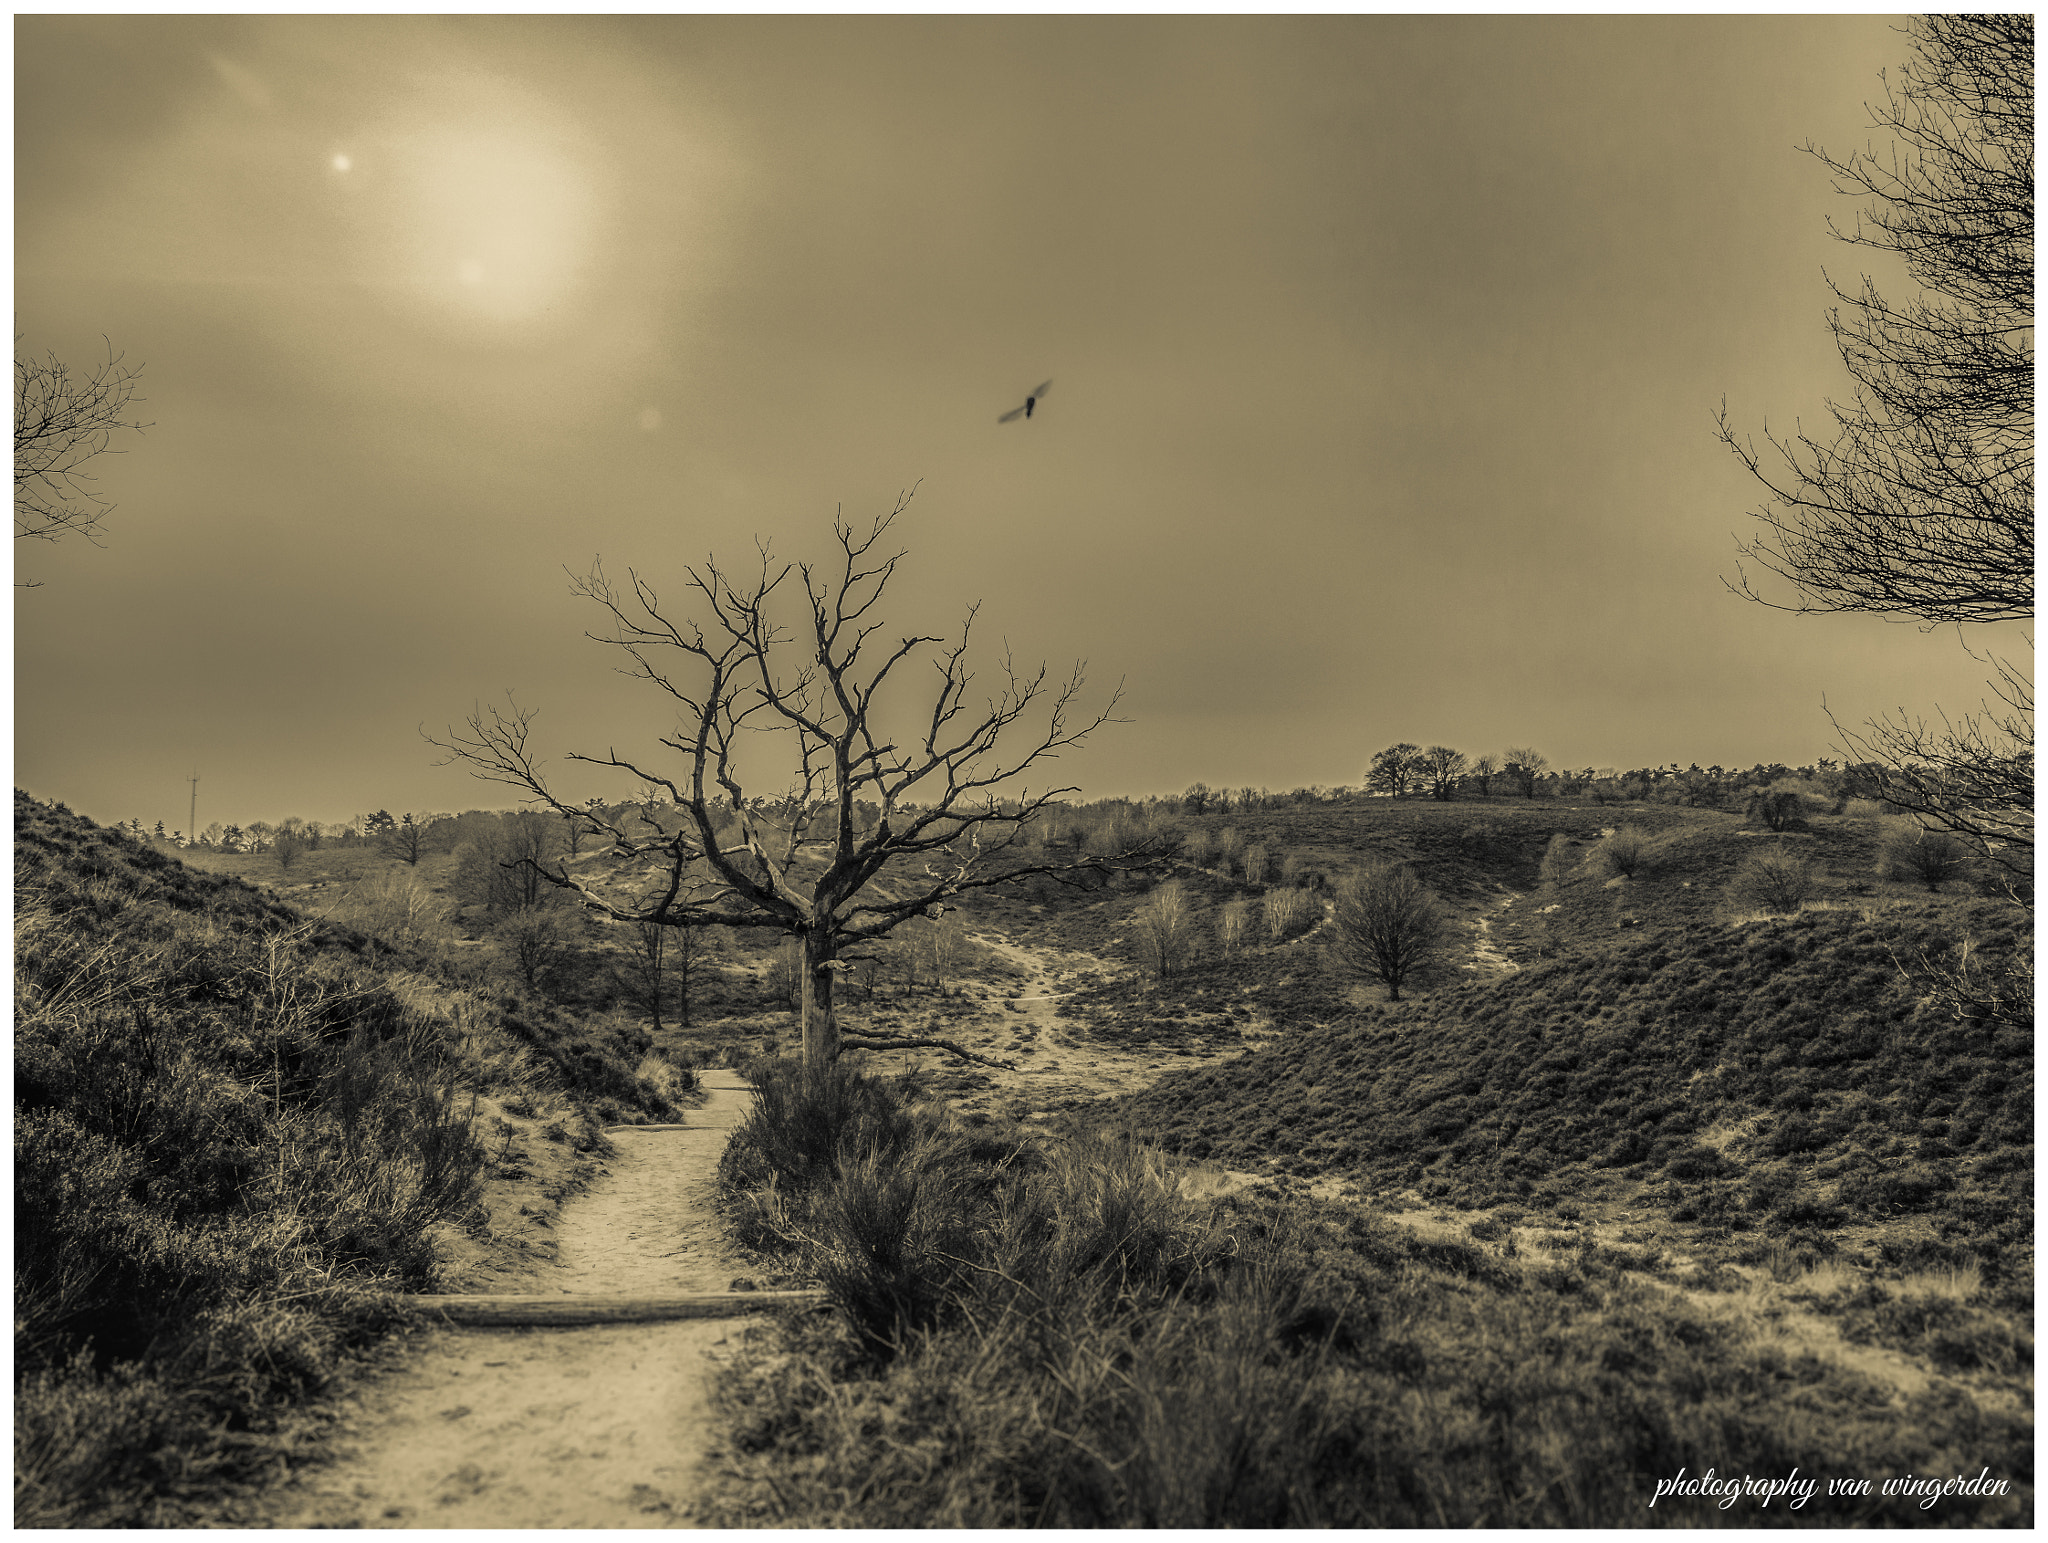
[835,1035,1018,1070]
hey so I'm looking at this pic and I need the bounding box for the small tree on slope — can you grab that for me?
[1331,861,1447,1002]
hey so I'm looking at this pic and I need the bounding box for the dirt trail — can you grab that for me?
[961,931,1225,1103]
[259,1072,758,1529]
[1465,886,1521,975]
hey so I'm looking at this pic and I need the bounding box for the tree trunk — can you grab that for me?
[800,928,839,1071]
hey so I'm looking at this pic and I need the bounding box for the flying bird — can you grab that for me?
[998,380,1053,423]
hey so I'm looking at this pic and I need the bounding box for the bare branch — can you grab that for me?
[15,338,151,583]
[835,1034,1016,1071]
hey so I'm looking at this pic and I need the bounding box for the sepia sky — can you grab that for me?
[14,15,2026,832]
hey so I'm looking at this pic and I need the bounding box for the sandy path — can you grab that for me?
[957,931,1226,1104]
[260,1072,758,1529]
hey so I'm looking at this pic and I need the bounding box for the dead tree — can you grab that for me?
[435,492,1133,1069]
[15,339,149,566]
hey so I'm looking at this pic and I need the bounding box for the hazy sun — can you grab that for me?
[402,125,600,323]
[331,153,352,172]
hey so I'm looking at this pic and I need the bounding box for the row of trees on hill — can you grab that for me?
[1349,744,1910,811]
[1365,744,1548,800]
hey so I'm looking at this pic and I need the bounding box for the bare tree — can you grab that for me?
[562,796,608,857]
[1418,745,1468,801]
[1330,862,1447,1002]
[620,918,711,1032]
[15,338,150,576]
[1367,742,1422,797]
[623,918,674,1032]
[1503,747,1548,799]
[1719,16,2032,881]
[453,811,559,912]
[497,907,569,993]
[328,867,440,948]
[1262,885,1313,944]
[387,812,429,867]
[1832,655,2032,885]
[1469,753,1499,798]
[435,495,1130,1069]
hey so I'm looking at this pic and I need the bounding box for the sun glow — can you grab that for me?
[401,125,601,323]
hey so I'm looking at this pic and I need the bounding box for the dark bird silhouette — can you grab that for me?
[998,379,1053,423]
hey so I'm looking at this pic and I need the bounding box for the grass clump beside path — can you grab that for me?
[701,1061,2030,1526]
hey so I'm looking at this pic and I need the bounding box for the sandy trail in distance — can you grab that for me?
[260,1071,758,1529]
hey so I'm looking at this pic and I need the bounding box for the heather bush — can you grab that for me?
[1877,824,1973,892]
[1596,825,1649,879]
[1727,845,1815,914]
[1745,789,1806,832]
[710,1066,2031,1526]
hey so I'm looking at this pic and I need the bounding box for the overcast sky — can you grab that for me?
[15,15,2023,833]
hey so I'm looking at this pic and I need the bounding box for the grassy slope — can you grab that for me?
[12,793,681,1525]
[645,794,2035,1525]
[1115,902,2029,1254]
[703,1063,2033,1527]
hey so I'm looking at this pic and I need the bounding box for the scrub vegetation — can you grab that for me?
[11,793,682,1526]
[19,777,2032,1526]
[696,789,2031,1528]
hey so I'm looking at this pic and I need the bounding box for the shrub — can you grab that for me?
[1262,887,1313,944]
[1597,826,1649,879]
[1218,899,1250,955]
[1133,880,1197,981]
[1727,845,1815,914]
[793,1137,974,1350]
[1876,824,1973,892]
[1240,842,1270,885]
[1538,834,1577,887]
[763,940,802,1009]
[1744,790,1806,831]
